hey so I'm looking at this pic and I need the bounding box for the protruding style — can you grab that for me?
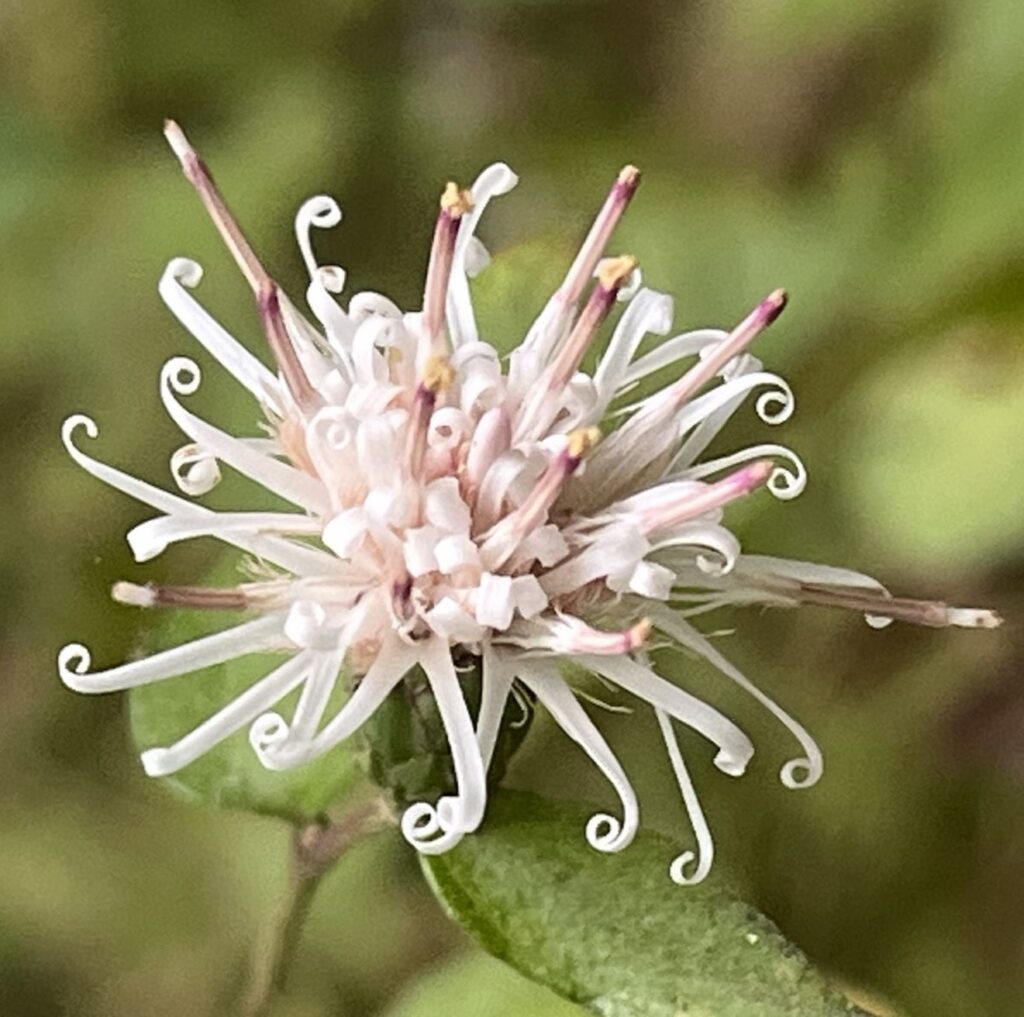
[165,120,317,410]
[423,182,473,343]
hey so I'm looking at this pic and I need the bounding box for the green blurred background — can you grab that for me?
[2,1,1023,1014]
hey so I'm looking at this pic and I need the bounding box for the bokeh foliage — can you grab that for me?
[2,1,1023,1015]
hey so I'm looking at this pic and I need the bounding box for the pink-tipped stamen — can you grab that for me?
[638,460,773,535]
[650,289,787,415]
[557,616,653,655]
[406,387,437,478]
[546,255,638,390]
[558,166,641,307]
[481,427,601,569]
[514,256,636,441]
[510,446,581,533]
[422,183,473,344]
[406,355,455,477]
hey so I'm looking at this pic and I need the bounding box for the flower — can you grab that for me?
[58,122,1001,881]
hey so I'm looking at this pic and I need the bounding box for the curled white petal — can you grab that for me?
[294,194,353,367]
[780,758,819,787]
[400,802,466,855]
[865,613,895,630]
[159,357,329,513]
[463,236,490,278]
[477,650,516,774]
[258,635,417,770]
[61,415,331,575]
[126,511,321,563]
[756,383,795,424]
[64,414,184,518]
[650,606,823,790]
[170,443,221,496]
[621,328,728,388]
[652,523,741,578]
[655,708,714,885]
[677,444,806,501]
[249,711,290,757]
[447,162,519,348]
[517,664,639,854]
[158,258,280,409]
[579,653,754,778]
[588,289,675,424]
[286,648,344,742]
[316,264,347,294]
[57,644,93,687]
[295,195,343,277]
[249,648,344,765]
[284,600,341,651]
[409,638,488,837]
[674,370,795,441]
[586,812,633,853]
[140,651,311,776]
[58,614,286,694]
[349,291,402,323]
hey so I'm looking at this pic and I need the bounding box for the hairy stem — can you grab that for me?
[242,799,391,1016]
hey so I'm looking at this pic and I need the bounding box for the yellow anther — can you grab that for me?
[566,426,602,459]
[629,618,653,649]
[597,254,638,290]
[440,182,474,218]
[422,354,456,393]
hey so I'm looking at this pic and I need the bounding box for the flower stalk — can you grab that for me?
[242,799,391,1017]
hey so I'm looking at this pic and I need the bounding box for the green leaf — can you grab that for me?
[424,792,869,1017]
[128,559,362,823]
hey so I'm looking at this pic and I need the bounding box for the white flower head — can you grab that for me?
[58,122,1001,880]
